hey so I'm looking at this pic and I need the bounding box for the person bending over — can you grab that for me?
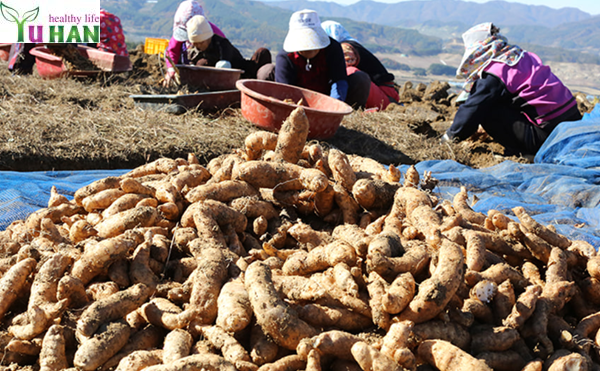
[322,20,399,110]
[163,0,226,85]
[443,22,581,156]
[271,9,370,109]
[180,15,269,80]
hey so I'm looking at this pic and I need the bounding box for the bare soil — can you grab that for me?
[0,47,593,172]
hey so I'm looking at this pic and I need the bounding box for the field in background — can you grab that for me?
[142,39,600,96]
[378,52,600,96]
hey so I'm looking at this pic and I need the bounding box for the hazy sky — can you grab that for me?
[299,0,600,15]
[464,0,599,14]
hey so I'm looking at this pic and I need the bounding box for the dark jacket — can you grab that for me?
[344,40,394,86]
[275,37,348,100]
[188,34,253,78]
[448,52,580,141]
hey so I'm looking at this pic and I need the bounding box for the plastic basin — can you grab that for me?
[176,64,243,91]
[236,79,353,139]
[83,47,132,72]
[129,90,241,115]
[29,45,132,79]
[0,44,10,62]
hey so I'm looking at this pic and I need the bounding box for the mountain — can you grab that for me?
[101,0,179,40]
[101,0,443,55]
[101,0,292,50]
[264,0,591,29]
[101,0,600,65]
[501,16,600,55]
[263,0,600,57]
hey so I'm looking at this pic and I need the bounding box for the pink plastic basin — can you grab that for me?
[83,47,132,72]
[176,64,243,91]
[29,45,132,79]
[0,44,11,62]
[236,79,353,140]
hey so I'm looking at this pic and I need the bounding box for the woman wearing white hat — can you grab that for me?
[163,0,227,86]
[272,9,370,108]
[181,15,271,79]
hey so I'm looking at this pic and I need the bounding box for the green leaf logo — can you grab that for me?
[0,3,39,42]
[23,7,38,22]
[0,3,19,23]
[0,2,40,43]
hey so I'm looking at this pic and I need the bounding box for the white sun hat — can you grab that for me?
[456,22,495,79]
[462,22,493,52]
[458,22,493,69]
[283,9,331,53]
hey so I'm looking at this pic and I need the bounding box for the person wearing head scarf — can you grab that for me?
[184,16,240,69]
[444,22,581,156]
[175,16,270,80]
[321,20,357,43]
[272,10,370,108]
[322,20,399,110]
[97,8,128,57]
[164,0,226,85]
[164,1,271,86]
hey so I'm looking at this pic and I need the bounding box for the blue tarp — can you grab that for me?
[0,169,129,231]
[535,104,600,169]
[2,105,600,247]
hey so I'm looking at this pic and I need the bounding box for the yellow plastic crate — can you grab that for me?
[144,38,169,56]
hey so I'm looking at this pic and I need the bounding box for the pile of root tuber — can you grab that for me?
[1,106,600,371]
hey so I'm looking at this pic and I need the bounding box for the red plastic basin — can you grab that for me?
[176,64,243,91]
[29,45,132,79]
[82,47,132,72]
[236,79,353,140]
[0,44,10,62]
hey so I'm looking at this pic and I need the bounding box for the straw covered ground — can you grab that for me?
[1,48,600,371]
[0,47,593,172]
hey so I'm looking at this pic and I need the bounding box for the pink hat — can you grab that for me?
[173,0,205,42]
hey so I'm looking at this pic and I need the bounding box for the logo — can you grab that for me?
[0,3,39,42]
[0,0,99,43]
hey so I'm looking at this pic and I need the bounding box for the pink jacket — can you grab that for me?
[485,52,576,126]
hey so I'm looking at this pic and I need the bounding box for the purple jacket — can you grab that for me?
[485,52,576,127]
[447,51,578,142]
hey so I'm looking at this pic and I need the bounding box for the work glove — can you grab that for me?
[215,60,232,69]
[441,133,452,144]
[163,68,176,87]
